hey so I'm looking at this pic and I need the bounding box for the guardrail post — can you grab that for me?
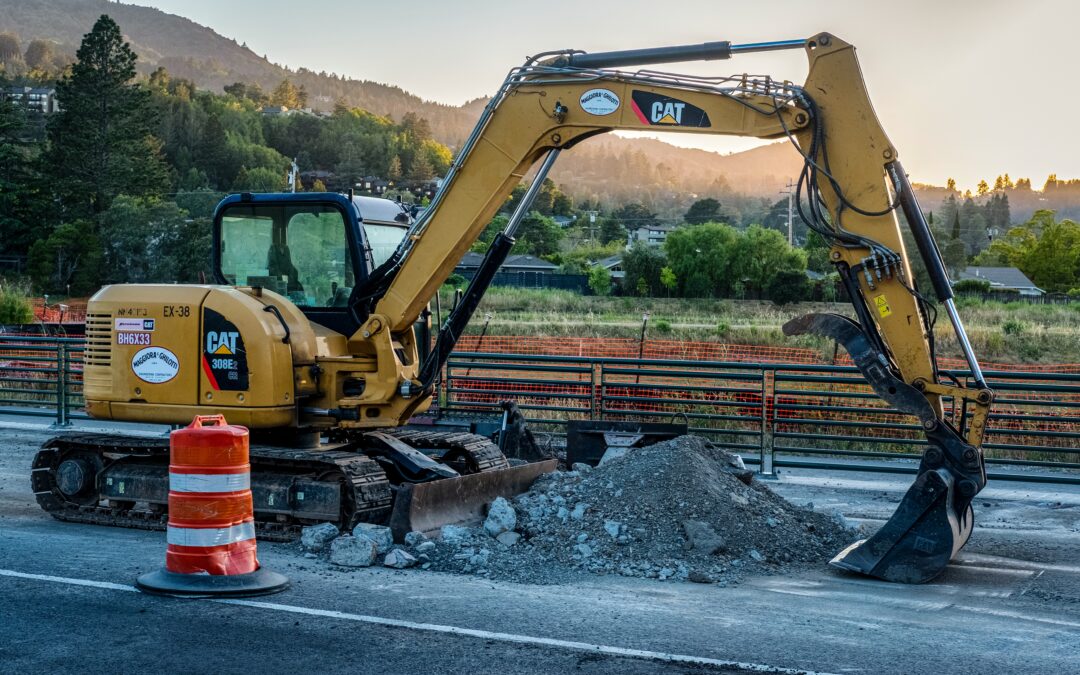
[56,341,70,427]
[758,368,775,477]
[591,361,600,421]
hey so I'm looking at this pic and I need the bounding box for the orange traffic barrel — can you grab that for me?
[136,416,288,597]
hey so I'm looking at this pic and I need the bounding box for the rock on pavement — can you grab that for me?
[301,522,339,552]
[384,549,418,569]
[483,497,517,537]
[329,535,378,567]
[353,523,394,554]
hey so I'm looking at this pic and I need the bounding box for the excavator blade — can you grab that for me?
[388,459,557,540]
[784,313,986,584]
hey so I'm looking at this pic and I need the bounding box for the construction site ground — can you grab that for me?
[1,417,1077,674]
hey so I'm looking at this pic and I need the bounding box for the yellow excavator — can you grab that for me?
[32,33,992,583]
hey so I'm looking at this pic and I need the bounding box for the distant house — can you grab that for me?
[629,224,676,247]
[359,176,391,195]
[1,86,59,114]
[260,105,291,116]
[456,252,559,277]
[592,255,625,280]
[955,266,1044,296]
[553,215,575,228]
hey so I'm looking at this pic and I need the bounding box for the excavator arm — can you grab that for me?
[352,32,992,583]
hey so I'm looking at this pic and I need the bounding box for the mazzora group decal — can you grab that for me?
[630,90,712,127]
[202,308,249,391]
[579,88,620,115]
[131,346,180,384]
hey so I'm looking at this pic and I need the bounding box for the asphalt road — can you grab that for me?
[1,422,1078,674]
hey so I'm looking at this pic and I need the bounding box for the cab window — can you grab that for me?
[220,204,355,308]
[364,223,408,268]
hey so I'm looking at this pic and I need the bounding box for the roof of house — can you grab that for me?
[457,252,558,270]
[805,269,826,281]
[955,266,1042,291]
[594,255,623,269]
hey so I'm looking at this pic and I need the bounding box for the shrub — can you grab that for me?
[767,270,811,305]
[716,321,730,335]
[953,279,991,294]
[654,318,672,333]
[0,281,35,324]
[444,273,467,289]
[1002,319,1027,336]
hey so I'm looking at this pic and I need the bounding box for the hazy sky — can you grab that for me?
[128,0,1076,188]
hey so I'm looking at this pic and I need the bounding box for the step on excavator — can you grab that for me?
[33,33,992,583]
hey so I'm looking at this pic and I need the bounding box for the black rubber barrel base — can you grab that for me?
[136,567,289,598]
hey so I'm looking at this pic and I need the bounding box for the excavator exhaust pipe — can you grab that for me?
[785,313,987,584]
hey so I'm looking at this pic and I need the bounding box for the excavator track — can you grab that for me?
[31,429,507,542]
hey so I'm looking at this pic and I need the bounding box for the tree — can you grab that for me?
[28,222,103,295]
[43,14,169,215]
[23,39,55,70]
[407,151,434,182]
[946,177,957,192]
[0,95,43,254]
[664,222,740,297]
[732,225,807,295]
[271,78,304,109]
[232,166,285,192]
[767,270,811,305]
[587,265,612,296]
[0,33,21,64]
[659,266,677,296]
[387,155,402,181]
[622,242,666,296]
[514,212,562,256]
[97,196,189,283]
[684,197,723,225]
[596,217,624,245]
[976,180,989,197]
[613,203,658,229]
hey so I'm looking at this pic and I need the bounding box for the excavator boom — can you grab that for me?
[353,33,992,582]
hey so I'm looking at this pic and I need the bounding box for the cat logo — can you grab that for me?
[206,330,240,355]
[651,101,686,125]
[630,90,711,128]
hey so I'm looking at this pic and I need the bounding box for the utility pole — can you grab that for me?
[287,157,299,193]
[780,179,796,246]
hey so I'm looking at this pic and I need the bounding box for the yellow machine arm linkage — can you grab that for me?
[356,33,992,583]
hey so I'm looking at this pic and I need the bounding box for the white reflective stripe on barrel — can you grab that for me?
[169,472,250,493]
[166,521,256,547]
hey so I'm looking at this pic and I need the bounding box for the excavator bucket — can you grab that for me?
[785,313,986,584]
[388,459,557,540]
[829,469,974,583]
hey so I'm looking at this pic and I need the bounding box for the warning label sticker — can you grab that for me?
[874,295,893,318]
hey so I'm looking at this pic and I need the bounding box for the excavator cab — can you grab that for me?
[212,192,410,335]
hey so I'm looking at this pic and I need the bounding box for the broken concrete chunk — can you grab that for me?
[300,522,339,552]
[384,548,418,569]
[570,502,589,521]
[681,520,727,555]
[749,549,765,562]
[353,523,394,554]
[416,541,437,554]
[574,543,593,557]
[496,531,521,548]
[329,535,378,567]
[599,446,630,465]
[404,530,430,548]
[484,497,517,537]
[440,524,472,545]
[603,520,623,538]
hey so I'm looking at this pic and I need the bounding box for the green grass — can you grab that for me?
[438,287,1080,363]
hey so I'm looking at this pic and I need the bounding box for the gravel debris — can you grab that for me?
[414,435,851,585]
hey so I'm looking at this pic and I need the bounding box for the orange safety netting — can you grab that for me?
[455,335,1080,374]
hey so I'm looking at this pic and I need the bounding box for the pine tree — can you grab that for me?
[43,15,168,215]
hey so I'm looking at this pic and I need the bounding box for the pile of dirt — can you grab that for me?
[414,435,855,585]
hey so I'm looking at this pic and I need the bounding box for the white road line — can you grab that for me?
[0,567,833,675]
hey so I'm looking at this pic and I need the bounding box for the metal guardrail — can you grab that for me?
[445,351,1080,485]
[0,336,84,426]
[2,336,1077,484]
